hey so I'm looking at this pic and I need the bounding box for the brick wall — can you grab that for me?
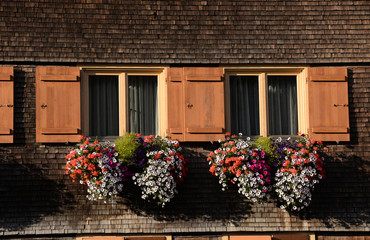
[0,65,369,238]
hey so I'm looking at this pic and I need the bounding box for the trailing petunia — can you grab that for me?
[207,133,326,212]
[273,134,326,212]
[133,135,188,207]
[65,136,132,203]
[207,133,273,203]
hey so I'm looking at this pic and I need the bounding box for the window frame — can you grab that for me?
[224,67,308,137]
[81,67,167,139]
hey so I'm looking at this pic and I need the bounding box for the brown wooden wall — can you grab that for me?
[0,0,369,64]
[0,65,368,238]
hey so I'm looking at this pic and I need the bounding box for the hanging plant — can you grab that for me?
[207,133,273,203]
[65,136,132,203]
[273,134,326,212]
[65,134,188,207]
[207,133,326,212]
[132,135,188,207]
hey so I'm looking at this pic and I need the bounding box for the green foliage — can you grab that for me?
[252,136,276,164]
[114,132,140,161]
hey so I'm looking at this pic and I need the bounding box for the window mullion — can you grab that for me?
[81,72,89,136]
[119,72,127,136]
[259,73,268,137]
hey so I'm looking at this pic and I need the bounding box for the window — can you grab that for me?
[225,69,307,137]
[34,66,348,143]
[81,68,167,138]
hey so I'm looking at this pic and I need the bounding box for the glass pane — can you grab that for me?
[268,76,298,135]
[230,76,260,136]
[89,75,119,136]
[128,76,157,136]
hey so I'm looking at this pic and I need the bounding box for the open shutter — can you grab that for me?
[167,67,225,141]
[184,67,225,141]
[307,67,350,141]
[167,68,185,141]
[36,66,81,143]
[0,66,14,143]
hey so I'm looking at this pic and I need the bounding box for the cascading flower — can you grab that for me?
[207,133,326,211]
[66,134,188,207]
[65,136,132,203]
[133,135,188,207]
[207,133,273,203]
[273,134,326,212]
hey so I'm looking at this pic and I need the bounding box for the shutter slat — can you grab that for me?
[167,128,183,134]
[186,127,223,133]
[0,128,11,135]
[40,75,79,81]
[312,127,349,133]
[41,128,79,135]
[167,67,183,82]
[0,74,12,81]
[308,67,347,82]
[184,67,223,81]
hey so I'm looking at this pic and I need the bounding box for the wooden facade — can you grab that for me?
[0,0,369,240]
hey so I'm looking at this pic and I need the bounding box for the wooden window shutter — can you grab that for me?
[36,66,81,143]
[167,67,225,141]
[184,67,225,141]
[0,66,14,143]
[167,68,185,141]
[307,67,350,141]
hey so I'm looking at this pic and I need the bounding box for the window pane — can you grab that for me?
[89,75,119,136]
[268,76,298,135]
[230,76,260,136]
[128,76,157,136]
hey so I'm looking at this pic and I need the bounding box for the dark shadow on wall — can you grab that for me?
[13,68,28,144]
[0,152,75,231]
[296,153,370,228]
[347,69,359,145]
[117,142,253,223]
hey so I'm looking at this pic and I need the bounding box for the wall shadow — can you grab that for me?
[296,153,370,228]
[117,142,253,222]
[0,155,75,231]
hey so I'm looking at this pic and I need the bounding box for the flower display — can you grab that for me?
[273,134,326,212]
[65,136,131,203]
[207,133,326,212]
[207,133,273,203]
[133,135,188,207]
[65,134,188,206]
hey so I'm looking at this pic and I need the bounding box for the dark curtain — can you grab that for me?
[89,75,119,136]
[230,76,260,136]
[128,76,157,136]
[268,76,298,135]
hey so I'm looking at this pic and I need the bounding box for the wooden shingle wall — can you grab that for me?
[0,65,368,238]
[0,0,369,64]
